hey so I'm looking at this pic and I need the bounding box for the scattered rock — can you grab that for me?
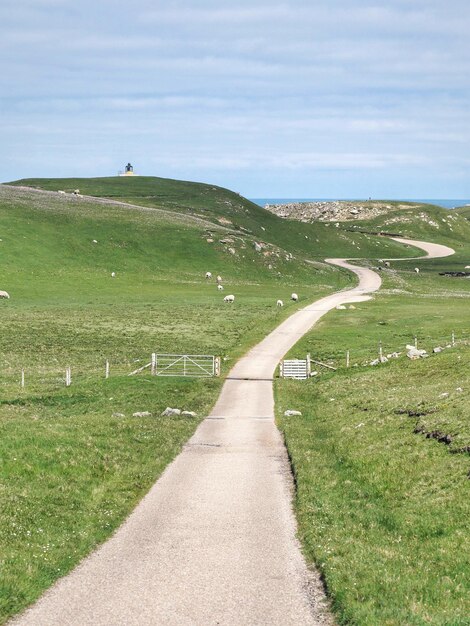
[284,410,302,417]
[336,305,347,310]
[456,387,463,392]
[112,412,125,418]
[438,392,449,399]
[133,411,152,417]
[92,239,98,244]
[161,407,181,416]
[254,242,263,252]
[181,411,197,417]
[407,348,428,360]
[348,305,356,309]
[433,346,443,353]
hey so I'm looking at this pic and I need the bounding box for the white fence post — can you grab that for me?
[21,369,25,389]
[215,357,221,377]
[452,331,455,347]
[306,353,311,376]
[151,353,156,376]
[65,366,71,387]
[346,350,350,368]
[105,360,110,379]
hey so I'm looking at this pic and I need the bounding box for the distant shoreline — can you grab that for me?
[250,198,470,210]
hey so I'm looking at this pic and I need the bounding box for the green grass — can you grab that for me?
[7,177,420,260]
[277,250,470,625]
[0,181,353,623]
[2,177,469,624]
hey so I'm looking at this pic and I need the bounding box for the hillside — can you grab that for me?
[6,177,419,260]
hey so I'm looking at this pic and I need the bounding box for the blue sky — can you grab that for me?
[2,0,469,198]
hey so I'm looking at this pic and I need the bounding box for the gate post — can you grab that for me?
[306,353,311,377]
[151,353,156,376]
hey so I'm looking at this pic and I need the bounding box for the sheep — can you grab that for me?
[73,189,80,195]
[384,261,390,267]
[58,190,65,195]
[111,272,116,278]
[414,267,420,274]
[291,293,299,302]
[0,290,10,299]
[216,275,222,283]
[277,299,284,307]
[205,272,212,279]
[223,294,235,303]
[217,284,224,291]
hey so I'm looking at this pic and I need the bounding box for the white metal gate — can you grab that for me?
[153,354,220,377]
[280,354,311,380]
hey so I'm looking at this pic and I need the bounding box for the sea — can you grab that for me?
[250,198,470,210]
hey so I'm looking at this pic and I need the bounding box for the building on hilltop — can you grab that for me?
[118,163,137,176]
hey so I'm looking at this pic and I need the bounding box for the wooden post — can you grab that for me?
[105,360,110,379]
[21,369,25,389]
[66,367,71,387]
[306,353,311,376]
[151,353,156,376]
[452,331,455,347]
[215,357,221,377]
[346,350,350,368]
[379,341,383,361]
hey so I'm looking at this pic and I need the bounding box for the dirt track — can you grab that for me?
[11,238,454,626]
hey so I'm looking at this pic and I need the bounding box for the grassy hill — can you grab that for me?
[1,177,468,624]
[7,177,419,260]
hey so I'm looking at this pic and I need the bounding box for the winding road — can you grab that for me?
[12,238,454,626]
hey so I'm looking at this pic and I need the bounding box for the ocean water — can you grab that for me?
[250,198,470,210]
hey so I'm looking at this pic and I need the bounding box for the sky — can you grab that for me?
[1,0,469,198]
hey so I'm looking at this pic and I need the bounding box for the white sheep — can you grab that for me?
[58,190,65,195]
[414,267,420,274]
[224,294,235,303]
[291,293,299,302]
[0,290,10,299]
[111,272,116,278]
[276,299,284,307]
[217,284,224,291]
[73,189,80,195]
[216,275,222,283]
[205,272,212,279]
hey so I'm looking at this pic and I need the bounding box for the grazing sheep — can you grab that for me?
[217,284,224,291]
[73,189,80,195]
[223,294,235,303]
[92,239,98,244]
[291,293,299,302]
[384,261,390,267]
[58,190,66,195]
[111,272,116,278]
[216,275,222,283]
[0,290,10,299]
[205,272,212,279]
[414,267,420,274]
[277,299,283,307]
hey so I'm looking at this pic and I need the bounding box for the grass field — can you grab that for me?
[1,178,469,624]
[277,246,470,625]
[0,180,356,623]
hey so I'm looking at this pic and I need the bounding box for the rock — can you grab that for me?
[456,387,463,392]
[336,305,347,310]
[309,371,318,377]
[228,247,236,255]
[206,238,214,243]
[407,348,427,360]
[284,410,302,417]
[348,305,356,309]
[112,412,125,418]
[370,359,380,366]
[433,346,443,353]
[133,411,152,417]
[181,411,197,417]
[387,352,401,359]
[438,392,449,399]
[254,242,263,252]
[92,239,98,244]
[161,407,181,416]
